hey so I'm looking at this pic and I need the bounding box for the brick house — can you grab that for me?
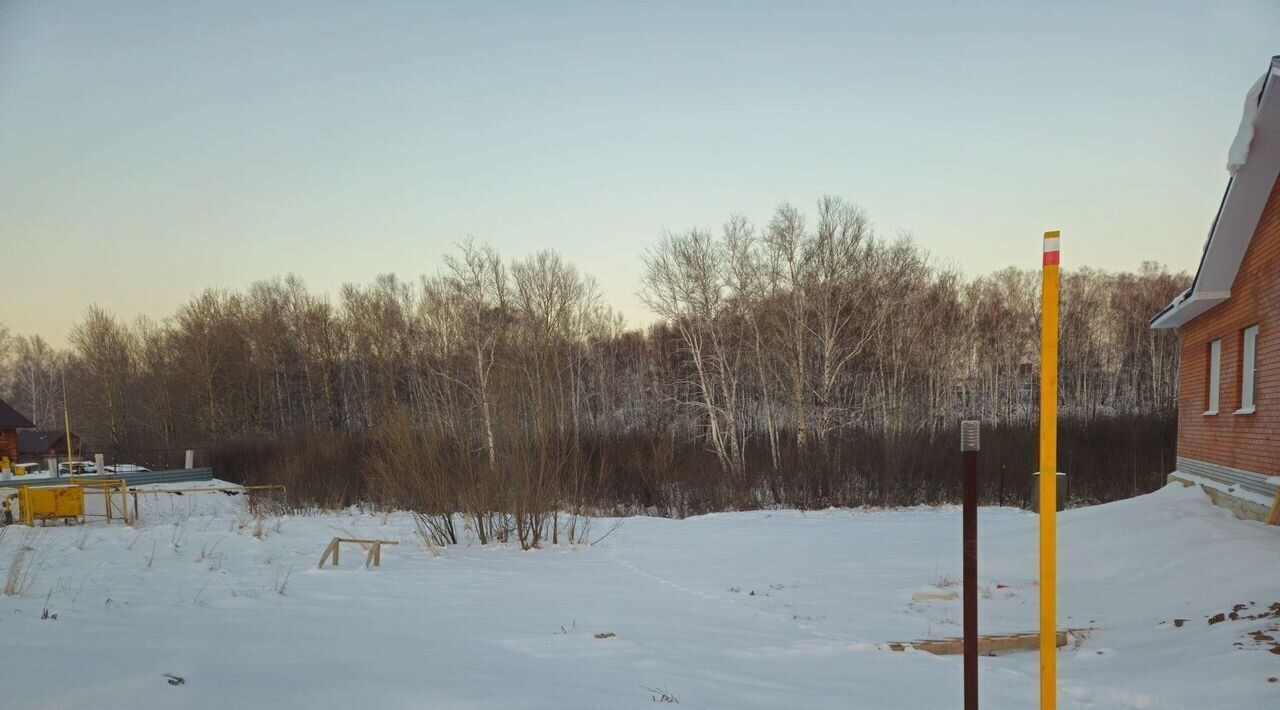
[1151,56,1280,521]
[0,397,36,469]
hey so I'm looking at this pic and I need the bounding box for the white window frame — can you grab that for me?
[1235,325,1259,415]
[1205,339,1221,416]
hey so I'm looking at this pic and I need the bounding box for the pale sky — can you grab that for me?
[2,1,1277,345]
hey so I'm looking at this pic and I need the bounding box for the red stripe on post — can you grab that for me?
[1043,251,1060,266]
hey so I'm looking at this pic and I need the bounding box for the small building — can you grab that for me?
[18,431,85,461]
[1151,56,1280,521]
[0,397,36,468]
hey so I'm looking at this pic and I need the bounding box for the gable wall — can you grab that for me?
[1178,173,1280,478]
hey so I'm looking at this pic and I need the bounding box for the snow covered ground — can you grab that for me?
[0,482,1277,709]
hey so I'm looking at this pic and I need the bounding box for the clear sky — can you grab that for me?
[2,1,1277,344]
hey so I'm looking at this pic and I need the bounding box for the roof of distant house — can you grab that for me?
[0,398,35,429]
[1152,55,1280,329]
[18,430,75,454]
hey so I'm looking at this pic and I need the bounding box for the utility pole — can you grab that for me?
[62,367,73,478]
[961,419,980,710]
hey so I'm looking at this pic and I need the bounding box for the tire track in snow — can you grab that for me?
[607,549,874,650]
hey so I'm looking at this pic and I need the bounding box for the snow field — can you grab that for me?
[0,482,1277,709]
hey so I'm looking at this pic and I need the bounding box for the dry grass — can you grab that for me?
[192,577,214,606]
[641,685,679,704]
[69,561,106,610]
[4,532,45,597]
[930,572,959,589]
[171,521,187,551]
[4,548,31,595]
[196,535,226,563]
[273,564,294,595]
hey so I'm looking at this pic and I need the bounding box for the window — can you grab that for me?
[1205,339,1221,415]
[1236,325,1259,414]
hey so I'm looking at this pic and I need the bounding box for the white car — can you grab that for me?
[105,464,151,473]
[57,461,97,475]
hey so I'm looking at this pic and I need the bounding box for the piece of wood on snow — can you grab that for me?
[911,589,958,601]
[888,629,1089,656]
[317,537,339,568]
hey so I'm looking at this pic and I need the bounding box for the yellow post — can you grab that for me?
[21,487,33,526]
[1039,230,1061,709]
[62,369,73,474]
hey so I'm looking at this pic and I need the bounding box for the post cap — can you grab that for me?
[960,420,980,451]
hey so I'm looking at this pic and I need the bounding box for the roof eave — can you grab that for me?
[1150,55,1280,331]
[1150,290,1231,329]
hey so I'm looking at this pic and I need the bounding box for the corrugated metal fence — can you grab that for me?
[3,467,215,489]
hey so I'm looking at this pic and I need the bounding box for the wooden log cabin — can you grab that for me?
[0,397,36,471]
[1151,56,1280,522]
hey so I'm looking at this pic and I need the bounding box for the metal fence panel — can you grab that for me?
[3,467,215,489]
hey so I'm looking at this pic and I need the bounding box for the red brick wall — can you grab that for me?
[1178,174,1280,477]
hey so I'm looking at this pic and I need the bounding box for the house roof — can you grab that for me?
[1152,55,1280,329]
[18,430,74,454]
[0,398,35,429]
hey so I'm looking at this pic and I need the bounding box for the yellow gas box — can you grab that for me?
[20,485,85,525]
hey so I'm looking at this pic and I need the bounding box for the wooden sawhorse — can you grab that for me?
[318,537,399,569]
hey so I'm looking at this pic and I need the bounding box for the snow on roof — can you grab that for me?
[1227,73,1267,176]
[1152,55,1280,330]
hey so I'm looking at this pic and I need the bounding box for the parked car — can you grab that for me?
[57,461,97,475]
[104,464,151,473]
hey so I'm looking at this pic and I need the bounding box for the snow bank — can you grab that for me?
[127,478,266,521]
[1172,469,1278,507]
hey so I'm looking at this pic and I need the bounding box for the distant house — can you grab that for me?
[1151,56,1280,521]
[0,397,36,468]
[18,431,85,461]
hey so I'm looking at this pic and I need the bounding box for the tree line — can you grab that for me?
[0,198,1187,544]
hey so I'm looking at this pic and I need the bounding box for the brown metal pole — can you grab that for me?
[961,420,980,710]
